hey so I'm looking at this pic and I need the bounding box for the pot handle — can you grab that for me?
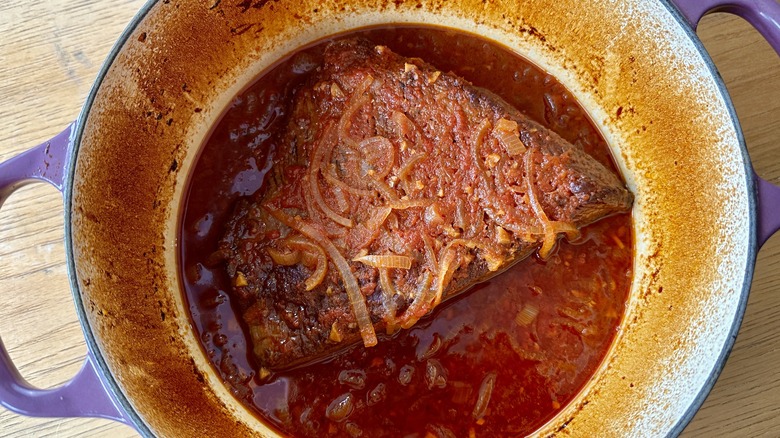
[670,0,780,49]
[668,0,780,246]
[0,123,129,423]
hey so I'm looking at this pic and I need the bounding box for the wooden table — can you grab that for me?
[1,1,779,436]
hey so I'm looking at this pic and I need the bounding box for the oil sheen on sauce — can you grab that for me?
[179,26,632,437]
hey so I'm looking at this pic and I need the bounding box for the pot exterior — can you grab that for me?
[68,0,753,436]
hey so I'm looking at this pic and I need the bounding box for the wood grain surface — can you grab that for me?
[1,1,779,437]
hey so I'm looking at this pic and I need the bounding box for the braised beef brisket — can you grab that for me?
[218,38,633,369]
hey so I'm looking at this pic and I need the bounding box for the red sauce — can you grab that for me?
[180,26,632,437]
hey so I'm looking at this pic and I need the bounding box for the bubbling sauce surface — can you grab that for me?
[180,26,632,437]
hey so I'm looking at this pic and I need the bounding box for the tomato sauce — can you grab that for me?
[180,26,632,437]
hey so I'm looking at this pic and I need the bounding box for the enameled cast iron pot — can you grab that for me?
[2,0,780,436]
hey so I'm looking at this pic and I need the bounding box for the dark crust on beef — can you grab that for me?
[218,38,633,369]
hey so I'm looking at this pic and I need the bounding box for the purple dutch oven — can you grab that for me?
[1,0,780,436]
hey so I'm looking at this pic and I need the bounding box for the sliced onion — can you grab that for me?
[557,317,588,333]
[303,254,328,291]
[471,119,492,178]
[398,270,433,329]
[508,184,526,195]
[309,132,354,228]
[332,185,349,213]
[322,162,376,197]
[309,173,354,227]
[396,152,427,194]
[439,238,505,284]
[470,119,534,236]
[363,206,392,231]
[424,203,445,227]
[495,117,518,133]
[515,304,540,326]
[497,131,527,156]
[353,254,413,269]
[353,207,393,255]
[338,76,374,145]
[266,247,301,266]
[301,250,320,267]
[549,221,580,241]
[389,198,432,210]
[472,119,516,228]
[265,206,377,346]
[349,230,383,257]
[286,235,328,291]
[325,393,354,422]
[472,372,497,420]
[379,268,398,323]
[368,177,401,203]
[391,110,420,138]
[286,235,322,259]
[525,149,561,260]
[557,305,586,322]
[454,197,469,232]
[495,118,526,156]
[300,176,347,238]
[359,136,396,180]
[322,137,375,195]
[308,256,328,290]
[422,234,438,275]
[434,248,458,306]
[540,227,557,260]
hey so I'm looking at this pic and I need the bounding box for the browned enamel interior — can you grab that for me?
[70,0,750,437]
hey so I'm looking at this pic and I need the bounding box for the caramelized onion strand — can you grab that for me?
[379,268,399,323]
[266,247,301,266]
[265,206,378,346]
[396,152,427,194]
[472,372,497,420]
[397,270,433,329]
[353,254,413,269]
[286,235,329,291]
[359,136,396,180]
[309,129,354,227]
[338,76,374,146]
[310,174,354,227]
[525,149,562,259]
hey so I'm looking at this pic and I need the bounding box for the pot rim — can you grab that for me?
[65,2,159,434]
[659,2,757,434]
[61,0,759,436]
